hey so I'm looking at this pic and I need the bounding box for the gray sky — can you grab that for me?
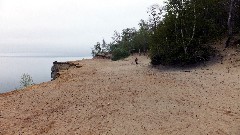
[0,0,164,57]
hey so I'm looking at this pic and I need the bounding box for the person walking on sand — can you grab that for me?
[135,57,138,65]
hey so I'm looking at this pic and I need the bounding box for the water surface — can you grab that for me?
[0,56,91,93]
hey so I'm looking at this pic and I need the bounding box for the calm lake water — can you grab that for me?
[0,56,91,93]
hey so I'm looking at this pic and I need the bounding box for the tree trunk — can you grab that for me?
[186,1,197,47]
[225,0,235,48]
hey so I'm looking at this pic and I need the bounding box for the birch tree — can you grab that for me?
[226,0,236,48]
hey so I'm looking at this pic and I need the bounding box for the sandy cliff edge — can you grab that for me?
[0,53,240,135]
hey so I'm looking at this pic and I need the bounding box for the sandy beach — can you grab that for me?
[1,47,240,134]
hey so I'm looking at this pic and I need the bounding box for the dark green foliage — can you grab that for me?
[149,0,234,66]
[111,47,130,61]
[92,25,151,60]
[91,42,101,57]
[91,0,240,65]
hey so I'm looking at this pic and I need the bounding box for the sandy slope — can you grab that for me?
[1,49,240,134]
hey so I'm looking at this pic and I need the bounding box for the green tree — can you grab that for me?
[149,0,226,65]
[91,42,101,57]
[130,20,151,54]
[147,4,163,31]
[91,0,240,64]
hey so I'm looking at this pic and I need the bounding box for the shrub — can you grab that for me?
[111,47,130,61]
[20,73,34,88]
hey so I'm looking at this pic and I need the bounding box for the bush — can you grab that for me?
[20,73,34,88]
[150,44,215,66]
[111,47,130,61]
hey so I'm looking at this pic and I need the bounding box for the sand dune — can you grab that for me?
[1,49,240,134]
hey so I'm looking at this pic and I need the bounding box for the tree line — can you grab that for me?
[92,0,240,66]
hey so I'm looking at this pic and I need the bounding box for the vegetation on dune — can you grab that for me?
[149,0,226,65]
[20,73,34,88]
[92,0,240,66]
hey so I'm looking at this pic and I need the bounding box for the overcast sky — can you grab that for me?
[0,0,164,56]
